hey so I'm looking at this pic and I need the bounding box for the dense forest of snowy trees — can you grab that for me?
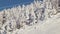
[0,0,58,34]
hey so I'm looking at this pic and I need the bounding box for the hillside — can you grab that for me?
[0,0,60,34]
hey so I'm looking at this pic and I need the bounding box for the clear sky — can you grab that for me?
[0,0,34,10]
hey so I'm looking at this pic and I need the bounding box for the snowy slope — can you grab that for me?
[0,0,60,34]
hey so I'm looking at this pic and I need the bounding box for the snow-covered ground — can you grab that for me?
[0,0,60,34]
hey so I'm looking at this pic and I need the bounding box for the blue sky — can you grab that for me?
[0,0,34,10]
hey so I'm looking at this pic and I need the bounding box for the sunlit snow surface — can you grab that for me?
[0,0,60,34]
